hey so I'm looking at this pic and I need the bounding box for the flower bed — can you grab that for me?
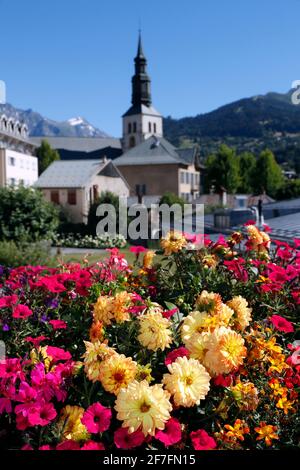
[52,233,127,249]
[0,226,299,451]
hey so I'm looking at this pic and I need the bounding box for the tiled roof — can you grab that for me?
[113,136,190,166]
[35,159,113,188]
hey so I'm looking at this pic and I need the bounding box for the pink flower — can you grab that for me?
[190,429,217,450]
[46,346,71,362]
[81,402,111,433]
[21,444,33,450]
[269,315,294,333]
[130,246,147,255]
[0,294,18,308]
[12,304,33,319]
[165,347,189,366]
[39,445,52,450]
[81,441,105,450]
[16,381,37,402]
[37,401,57,426]
[162,307,178,319]
[49,320,67,330]
[114,427,145,449]
[243,220,256,226]
[56,440,81,450]
[15,402,41,430]
[0,397,12,414]
[155,418,182,447]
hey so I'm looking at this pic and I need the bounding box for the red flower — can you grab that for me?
[243,220,256,226]
[213,374,233,387]
[165,347,189,366]
[190,429,217,450]
[114,427,145,449]
[81,441,105,450]
[12,304,33,319]
[162,307,178,319]
[25,336,48,348]
[269,315,294,333]
[39,445,52,450]
[0,294,18,308]
[155,418,182,447]
[56,440,81,450]
[49,320,67,330]
[46,346,72,362]
[81,402,111,433]
[130,246,147,255]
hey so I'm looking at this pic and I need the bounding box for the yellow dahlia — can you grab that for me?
[185,331,210,362]
[163,356,211,407]
[226,296,252,331]
[99,354,137,395]
[83,340,116,382]
[115,380,172,436]
[195,290,222,315]
[181,311,213,343]
[143,250,156,269]
[204,326,247,376]
[93,295,114,326]
[112,291,132,324]
[58,405,89,442]
[160,230,187,255]
[138,309,172,351]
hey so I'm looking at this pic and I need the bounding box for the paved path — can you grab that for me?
[265,212,300,241]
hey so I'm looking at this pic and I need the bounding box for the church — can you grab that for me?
[34,34,203,203]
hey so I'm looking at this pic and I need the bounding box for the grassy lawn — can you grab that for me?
[54,248,136,265]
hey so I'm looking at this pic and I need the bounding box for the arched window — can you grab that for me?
[133,122,137,133]
[148,122,152,133]
[128,123,132,133]
[154,123,157,133]
[129,136,136,148]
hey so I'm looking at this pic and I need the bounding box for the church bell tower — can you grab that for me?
[122,32,163,152]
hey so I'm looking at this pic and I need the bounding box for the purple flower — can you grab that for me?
[46,298,59,309]
[2,324,10,331]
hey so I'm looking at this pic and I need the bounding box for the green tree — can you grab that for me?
[36,139,60,174]
[253,149,284,197]
[238,151,256,193]
[205,144,240,193]
[0,186,59,242]
[87,191,120,236]
[159,191,185,208]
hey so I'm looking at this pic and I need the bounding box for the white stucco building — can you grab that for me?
[0,114,38,187]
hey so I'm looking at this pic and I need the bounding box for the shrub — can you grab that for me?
[0,186,59,243]
[0,240,53,267]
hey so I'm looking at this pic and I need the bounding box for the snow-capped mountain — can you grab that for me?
[0,103,109,138]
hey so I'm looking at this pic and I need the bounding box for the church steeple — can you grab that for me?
[122,32,163,152]
[131,31,152,107]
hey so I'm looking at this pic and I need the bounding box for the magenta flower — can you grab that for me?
[81,441,105,450]
[49,320,67,330]
[114,427,145,449]
[81,402,111,433]
[12,304,33,319]
[190,429,217,450]
[270,315,294,333]
[155,418,182,447]
[164,347,189,366]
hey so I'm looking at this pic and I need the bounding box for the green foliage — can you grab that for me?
[87,191,120,236]
[159,191,185,208]
[205,144,240,193]
[276,178,300,200]
[0,240,53,267]
[0,186,59,242]
[238,152,256,193]
[36,139,60,174]
[253,149,284,197]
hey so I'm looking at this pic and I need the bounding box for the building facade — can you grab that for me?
[35,159,129,224]
[0,115,38,187]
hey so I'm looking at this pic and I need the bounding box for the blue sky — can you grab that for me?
[1,0,299,136]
